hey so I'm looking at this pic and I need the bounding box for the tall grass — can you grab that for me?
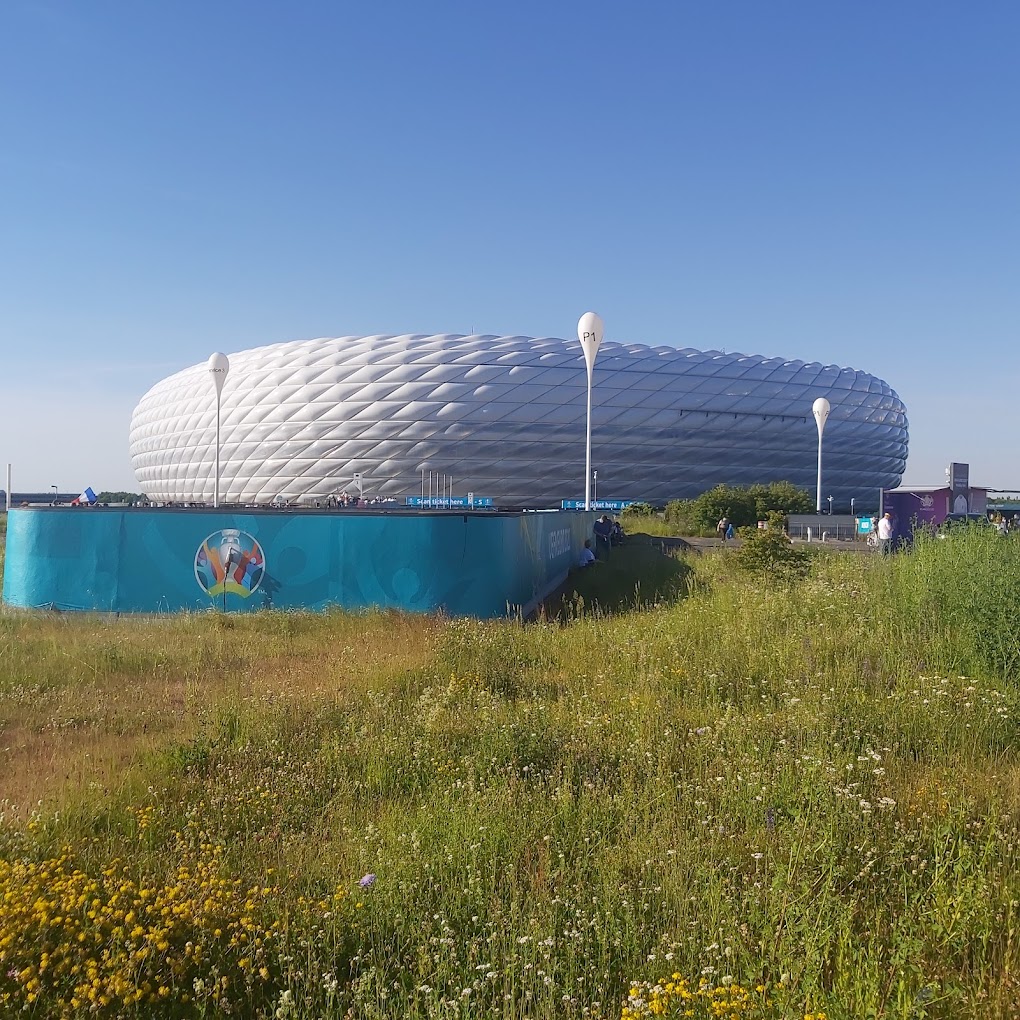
[891,526,1020,680]
[1,533,1020,1017]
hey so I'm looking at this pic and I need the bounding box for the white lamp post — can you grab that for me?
[827,495,834,515]
[812,397,831,514]
[577,312,604,511]
[208,353,230,508]
[593,469,598,507]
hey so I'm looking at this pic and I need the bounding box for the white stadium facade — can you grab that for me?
[129,334,908,507]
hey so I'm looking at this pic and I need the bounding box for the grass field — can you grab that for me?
[1,522,1020,1018]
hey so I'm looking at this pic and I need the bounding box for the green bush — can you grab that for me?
[735,512,811,581]
[665,482,813,534]
[620,502,655,518]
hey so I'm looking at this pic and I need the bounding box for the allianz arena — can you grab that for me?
[129,334,908,506]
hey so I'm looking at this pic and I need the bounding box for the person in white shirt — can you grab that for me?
[578,539,597,568]
[877,512,894,555]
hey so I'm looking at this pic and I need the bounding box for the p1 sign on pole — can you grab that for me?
[577,312,604,512]
[207,353,230,507]
[812,397,830,514]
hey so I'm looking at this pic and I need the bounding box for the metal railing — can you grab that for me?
[786,514,864,542]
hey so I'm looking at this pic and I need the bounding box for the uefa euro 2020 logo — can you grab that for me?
[195,529,266,598]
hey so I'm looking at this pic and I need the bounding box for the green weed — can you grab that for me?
[0,536,1019,1016]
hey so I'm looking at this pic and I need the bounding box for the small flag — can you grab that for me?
[78,486,97,505]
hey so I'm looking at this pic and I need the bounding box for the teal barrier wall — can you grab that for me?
[2,508,594,618]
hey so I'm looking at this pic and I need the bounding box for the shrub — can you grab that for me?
[665,483,813,534]
[735,512,811,581]
[620,502,655,518]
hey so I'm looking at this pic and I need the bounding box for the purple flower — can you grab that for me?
[359,873,377,889]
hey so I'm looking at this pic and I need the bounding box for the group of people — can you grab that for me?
[578,514,624,568]
[325,491,360,508]
[991,514,1020,536]
[318,493,398,508]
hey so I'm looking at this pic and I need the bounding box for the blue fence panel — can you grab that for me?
[3,508,593,618]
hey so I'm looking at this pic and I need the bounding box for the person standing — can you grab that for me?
[717,516,729,543]
[877,512,894,555]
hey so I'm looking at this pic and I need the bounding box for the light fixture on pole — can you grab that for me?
[827,495,833,515]
[577,312,604,511]
[51,484,57,505]
[593,469,598,507]
[851,497,856,517]
[208,353,230,508]
[812,397,830,514]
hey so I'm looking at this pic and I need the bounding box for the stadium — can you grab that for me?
[129,334,908,507]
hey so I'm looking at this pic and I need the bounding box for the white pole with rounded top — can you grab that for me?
[208,353,230,508]
[812,397,830,514]
[577,312,604,511]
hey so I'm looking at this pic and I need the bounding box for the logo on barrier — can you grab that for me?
[547,528,571,561]
[195,529,265,598]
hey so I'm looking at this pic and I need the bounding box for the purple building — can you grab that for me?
[882,462,988,543]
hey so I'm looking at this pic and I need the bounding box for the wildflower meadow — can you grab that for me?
[1,524,1020,1018]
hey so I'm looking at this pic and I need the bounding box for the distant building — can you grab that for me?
[0,492,79,506]
[883,462,989,541]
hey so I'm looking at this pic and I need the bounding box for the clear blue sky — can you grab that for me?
[2,1,1017,493]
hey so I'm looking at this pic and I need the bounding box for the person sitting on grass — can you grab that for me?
[578,539,597,568]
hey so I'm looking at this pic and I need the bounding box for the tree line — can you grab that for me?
[665,481,813,531]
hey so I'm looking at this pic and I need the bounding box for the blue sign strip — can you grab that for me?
[405,496,493,508]
[560,499,635,511]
